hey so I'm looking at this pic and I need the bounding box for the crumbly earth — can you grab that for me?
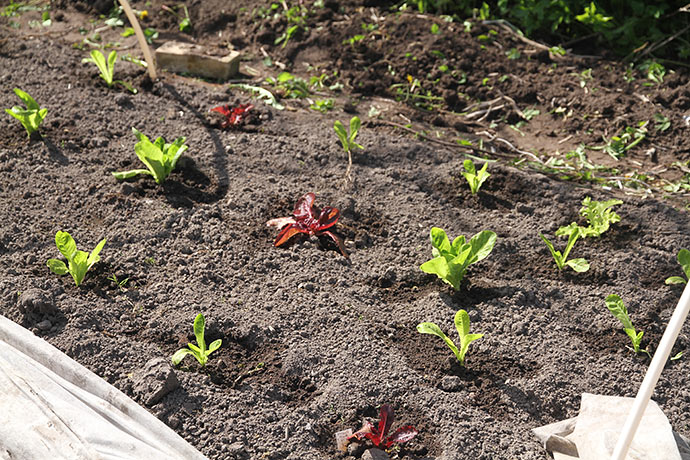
[1,1,690,459]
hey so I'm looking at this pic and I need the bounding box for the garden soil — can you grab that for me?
[1,1,690,459]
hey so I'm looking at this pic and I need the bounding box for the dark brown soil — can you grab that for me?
[1,1,690,459]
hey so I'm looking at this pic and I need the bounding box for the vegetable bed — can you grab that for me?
[1,1,690,459]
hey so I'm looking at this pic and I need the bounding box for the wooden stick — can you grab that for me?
[118,0,156,80]
[611,281,690,460]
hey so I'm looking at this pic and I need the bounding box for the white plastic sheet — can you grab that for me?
[0,314,207,460]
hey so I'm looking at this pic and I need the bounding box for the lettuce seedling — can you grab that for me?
[417,309,483,366]
[47,231,106,287]
[578,196,622,237]
[605,294,648,356]
[113,128,188,184]
[665,249,690,285]
[5,88,47,138]
[348,404,418,449]
[334,116,363,182]
[171,313,222,367]
[82,50,136,93]
[461,159,490,194]
[420,227,496,290]
[540,223,589,272]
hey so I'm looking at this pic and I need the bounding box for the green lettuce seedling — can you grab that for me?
[461,159,490,194]
[578,196,622,237]
[605,294,648,356]
[47,231,106,287]
[417,309,483,366]
[334,116,363,182]
[665,249,690,285]
[420,227,496,290]
[172,314,222,367]
[113,128,188,184]
[540,223,589,272]
[82,50,136,93]
[5,88,47,138]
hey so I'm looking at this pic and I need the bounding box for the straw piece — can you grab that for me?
[118,0,156,80]
[611,281,690,460]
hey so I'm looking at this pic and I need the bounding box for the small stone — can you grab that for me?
[115,94,133,108]
[36,319,52,331]
[18,288,57,316]
[132,357,180,406]
[439,375,463,392]
[227,442,249,459]
[362,448,390,460]
[347,441,366,457]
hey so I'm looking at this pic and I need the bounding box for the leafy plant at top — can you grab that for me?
[540,223,589,272]
[5,88,47,138]
[266,72,311,99]
[574,196,622,237]
[266,192,348,258]
[348,404,418,449]
[82,49,137,93]
[112,128,188,184]
[461,159,490,194]
[417,309,484,366]
[161,4,191,33]
[420,227,497,291]
[171,313,222,367]
[210,103,253,129]
[593,121,647,160]
[47,231,106,287]
[605,294,648,356]
[334,116,363,183]
[665,249,690,285]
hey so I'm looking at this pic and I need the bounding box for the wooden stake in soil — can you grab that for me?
[118,0,156,80]
[610,281,690,460]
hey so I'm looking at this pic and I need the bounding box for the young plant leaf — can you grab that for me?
[666,249,690,285]
[454,309,484,366]
[418,309,483,366]
[113,128,189,184]
[5,88,47,138]
[172,313,222,367]
[540,226,589,272]
[416,321,461,359]
[461,159,490,194]
[605,294,645,354]
[47,231,106,287]
[421,228,496,290]
[348,404,418,449]
[579,197,622,237]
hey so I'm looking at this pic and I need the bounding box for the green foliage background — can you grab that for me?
[408,0,690,59]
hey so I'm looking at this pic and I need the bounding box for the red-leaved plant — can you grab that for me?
[266,192,348,257]
[348,404,418,449]
[210,103,253,128]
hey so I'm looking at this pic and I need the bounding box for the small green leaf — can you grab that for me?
[171,348,194,365]
[665,276,687,285]
[112,169,152,180]
[87,238,106,268]
[468,230,497,264]
[193,314,207,352]
[417,321,461,361]
[606,294,633,330]
[55,231,77,260]
[429,227,451,254]
[420,257,450,282]
[566,258,590,272]
[47,259,68,275]
[454,309,483,366]
[208,339,222,354]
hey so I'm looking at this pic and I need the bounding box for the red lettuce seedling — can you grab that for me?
[210,103,253,128]
[266,192,348,258]
[348,404,418,449]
